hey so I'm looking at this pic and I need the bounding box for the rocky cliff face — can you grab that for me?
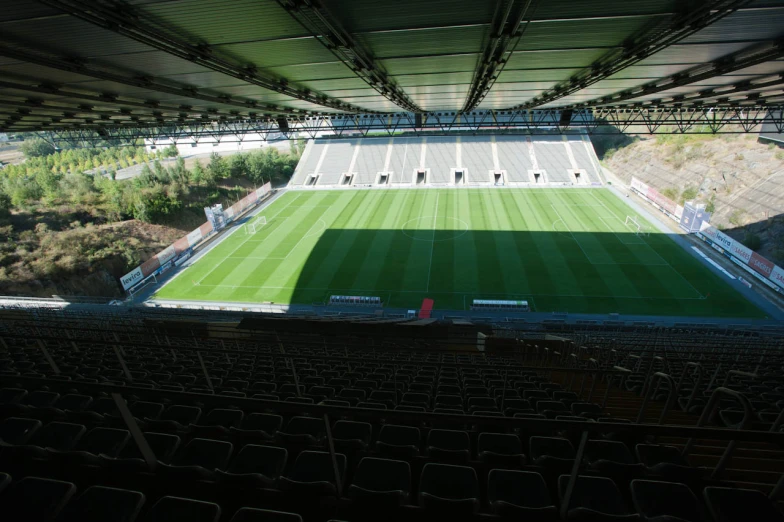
[601,134,784,263]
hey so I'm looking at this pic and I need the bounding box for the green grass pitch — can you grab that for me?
[153,188,766,318]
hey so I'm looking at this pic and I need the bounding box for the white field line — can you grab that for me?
[550,204,595,262]
[194,193,300,285]
[589,190,704,298]
[425,191,439,291]
[189,283,707,301]
[283,219,327,260]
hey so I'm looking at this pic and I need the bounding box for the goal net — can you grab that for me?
[246,216,267,235]
[625,215,650,236]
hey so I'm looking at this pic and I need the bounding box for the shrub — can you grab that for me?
[743,232,761,251]
[728,209,745,227]
[681,186,698,204]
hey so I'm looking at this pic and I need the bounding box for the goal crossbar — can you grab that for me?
[246,216,267,235]
[625,215,650,236]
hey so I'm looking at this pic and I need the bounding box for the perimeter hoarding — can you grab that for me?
[698,221,784,292]
[119,182,272,291]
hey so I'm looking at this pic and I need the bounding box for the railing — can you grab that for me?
[677,362,703,412]
[682,387,754,479]
[637,372,677,424]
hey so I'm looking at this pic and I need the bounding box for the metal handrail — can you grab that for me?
[682,387,754,479]
[637,372,676,424]
[640,355,664,398]
[677,362,703,412]
[722,369,758,388]
[560,430,589,521]
[602,366,631,409]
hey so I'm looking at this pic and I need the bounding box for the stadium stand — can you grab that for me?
[0,306,783,521]
[317,140,358,186]
[423,137,455,184]
[388,137,423,184]
[352,139,390,185]
[460,137,495,184]
[495,136,535,183]
[290,136,602,188]
[532,137,575,184]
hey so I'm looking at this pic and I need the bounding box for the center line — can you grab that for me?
[425,191,439,291]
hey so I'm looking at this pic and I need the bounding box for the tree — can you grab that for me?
[0,191,11,216]
[208,152,229,179]
[20,139,55,158]
[163,144,179,157]
[229,153,247,178]
[190,160,205,186]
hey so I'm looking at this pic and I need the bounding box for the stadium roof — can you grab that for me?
[1,0,784,134]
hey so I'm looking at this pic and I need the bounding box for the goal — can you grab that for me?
[246,216,267,235]
[625,215,650,236]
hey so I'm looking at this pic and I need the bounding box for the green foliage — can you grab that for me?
[19,139,55,158]
[680,186,698,204]
[208,152,230,179]
[661,187,679,201]
[705,194,716,214]
[0,192,10,217]
[163,144,179,157]
[743,232,761,251]
[776,150,784,161]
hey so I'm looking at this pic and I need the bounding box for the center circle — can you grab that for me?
[401,216,469,242]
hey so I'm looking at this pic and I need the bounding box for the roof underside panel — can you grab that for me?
[1,0,782,131]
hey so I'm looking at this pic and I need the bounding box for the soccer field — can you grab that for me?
[154,188,765,318]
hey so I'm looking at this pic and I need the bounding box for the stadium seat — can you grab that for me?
[160,438,233,481]
[216,444,287,487]
[279,450,346,496]
[631,479,704,522]
[144,496,221,522]
[0,416,42,444]
[277,416,325,446]
[703,487,784,522]
[419,463,480,514]
[0,476,77,522]
[376,425,420,458]
[477,432,525,468]
[558,475,641,521]
[30,421,86,451]
[348,457,411,506]
[56,485,146,522]
[487,469,558,520]
[426,429,471,463]
[78,427,131,457]
[584,440,645,482]
[119,432,181,464]
[332,420,372,451]
[229,508,303,522]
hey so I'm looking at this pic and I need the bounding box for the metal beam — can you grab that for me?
[463,0,536,112]
[12,106,780,143]
[580,40,784,109]
[505,0,755,110]
[0,42,303,117]
[0,78,250,120]
[275,0,422,113]
[38,0,370,114]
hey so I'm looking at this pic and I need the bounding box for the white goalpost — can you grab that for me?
[246,216,267,235]
[625,215,650,236]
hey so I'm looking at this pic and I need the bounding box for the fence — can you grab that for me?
[120,182,272,292]
[697,221,784,293]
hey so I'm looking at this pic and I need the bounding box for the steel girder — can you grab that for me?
[583,40,784,109]
[507,0,755,110]
[27,106,784,147]
[276,0,422,113]
[463,0,536,112]
[38,0,370,114]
